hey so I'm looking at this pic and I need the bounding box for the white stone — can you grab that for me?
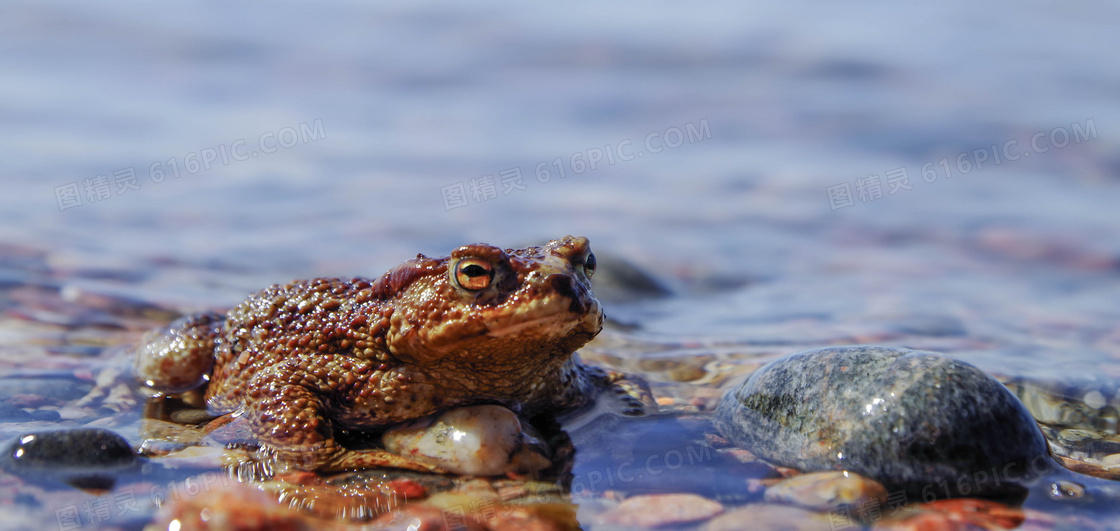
[382,405,550,476]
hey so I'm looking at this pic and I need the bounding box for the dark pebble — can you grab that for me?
[4,428,137,470]
[0,403,33,422]
[29,409,62,422]
[715,346,1050,500]
[3,428,140,491]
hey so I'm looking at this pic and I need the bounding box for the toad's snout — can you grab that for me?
[548,274,590,314]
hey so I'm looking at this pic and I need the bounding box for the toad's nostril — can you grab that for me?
[548,274,587,313]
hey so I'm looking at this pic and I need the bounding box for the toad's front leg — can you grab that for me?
[542,360,656,429]
[242,367,444,474]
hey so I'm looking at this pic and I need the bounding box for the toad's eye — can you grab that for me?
[454,259,494,291]
[581,252,596,279]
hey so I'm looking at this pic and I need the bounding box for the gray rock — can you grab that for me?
[714,346,1051,500]
[590,252,672,303]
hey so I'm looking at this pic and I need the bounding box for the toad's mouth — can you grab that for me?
[484,314,572,338]
[484,298,601,338]
[423,306,600,358]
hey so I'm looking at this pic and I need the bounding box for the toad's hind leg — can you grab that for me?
[134,311,225,394]
[81,311,223,411]
[244,372,445,474]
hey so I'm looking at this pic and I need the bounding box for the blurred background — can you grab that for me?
[2,0,1119,382]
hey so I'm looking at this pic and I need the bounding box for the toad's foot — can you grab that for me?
[236,438,449,478]
[556,366,657,432]
[326,449,447,474]
[242,374,448,474]
[605,369,657,417]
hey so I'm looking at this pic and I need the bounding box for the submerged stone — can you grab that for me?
[763,471,887,520]
[714,346,1051,500]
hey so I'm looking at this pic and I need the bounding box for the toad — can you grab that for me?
[133,236,649,472]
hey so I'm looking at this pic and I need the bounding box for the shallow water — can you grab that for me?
[3,0,1120,529]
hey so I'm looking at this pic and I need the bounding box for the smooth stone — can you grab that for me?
[382,405,551,476]
[598,493,724,528]
[715,346,1050,500]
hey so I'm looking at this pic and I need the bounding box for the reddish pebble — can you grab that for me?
[873,498,1025,530]
[387,478,427,499]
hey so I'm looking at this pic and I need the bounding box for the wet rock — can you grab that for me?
[587,251,672,303]
[872,498,1025,530]
[598,493,724,528]
[704,503,831,531]
[383,405,551,476]
[3,428,139,490]
[715,346,1050,500]
[764,471,887,520]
